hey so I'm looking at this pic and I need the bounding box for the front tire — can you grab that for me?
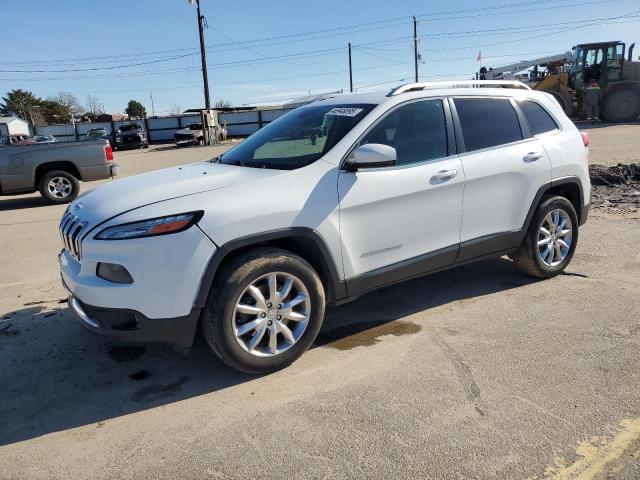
[511,196,579,278]
[202,248,325,374]
[38,170,80,204]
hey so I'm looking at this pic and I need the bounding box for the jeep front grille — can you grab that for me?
[59,212,87,260]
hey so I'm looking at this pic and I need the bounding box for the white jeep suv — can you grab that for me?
[59,81,590,373]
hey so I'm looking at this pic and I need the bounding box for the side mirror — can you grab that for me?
[345,143,397,170]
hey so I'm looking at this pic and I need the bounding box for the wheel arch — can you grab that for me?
[35,161,82,186]
[194,228,347,309]
[520,178,586,240]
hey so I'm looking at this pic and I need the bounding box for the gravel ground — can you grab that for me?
[0,129,639,479]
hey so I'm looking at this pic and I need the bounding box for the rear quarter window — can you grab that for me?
[454,97,523,152]
[518,100,559,135]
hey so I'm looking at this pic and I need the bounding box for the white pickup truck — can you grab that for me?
[0,139,118,203]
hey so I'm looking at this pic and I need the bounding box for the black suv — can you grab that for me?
[115,123,149,150]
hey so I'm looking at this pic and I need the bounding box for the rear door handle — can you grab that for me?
[431,169,459,181]
[523,152,544,163]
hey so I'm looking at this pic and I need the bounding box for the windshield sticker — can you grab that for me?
[325,107,364,117]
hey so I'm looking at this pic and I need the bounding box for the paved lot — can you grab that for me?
[0,128,639,479]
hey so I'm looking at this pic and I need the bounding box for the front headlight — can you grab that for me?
[95,211,203,240]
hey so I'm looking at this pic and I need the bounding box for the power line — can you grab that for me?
[3,10,637,76]
[0,0,622,67]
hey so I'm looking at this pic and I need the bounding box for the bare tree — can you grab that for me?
[214,99,232,109]
[51,91,84,116]
[168,104,182,116]
[85,94,104,119]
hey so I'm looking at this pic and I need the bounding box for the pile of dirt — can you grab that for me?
[589,163,640,208]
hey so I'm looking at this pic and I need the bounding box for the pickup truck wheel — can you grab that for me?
[511,196,578,278]
[202,247,325,374]
[39,170,80,204]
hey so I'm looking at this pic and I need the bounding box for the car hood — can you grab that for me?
[176,128,200,135]
[73,161,285,226]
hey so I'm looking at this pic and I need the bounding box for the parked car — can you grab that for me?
[175,123,228,146]
[59,81,590,374]
[32,135,57,143]
[0,139,117,203]
[175,123,204,146]
[115,122,148,150]
[85,128,113,146]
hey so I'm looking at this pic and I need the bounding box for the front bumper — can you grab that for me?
[116,135,146,148]
[66,291,200,350]
[175,134,199,145]
[59,221,216,324]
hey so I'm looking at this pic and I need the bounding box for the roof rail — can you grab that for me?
[388,80,531,96]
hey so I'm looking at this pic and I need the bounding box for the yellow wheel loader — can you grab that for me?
[480,41,640,122]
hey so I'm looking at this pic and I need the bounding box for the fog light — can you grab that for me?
[97,262,133,284]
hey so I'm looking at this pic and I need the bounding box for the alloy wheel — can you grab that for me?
[537,208,573,267]
[232,272,311,357]
[47,177,73,199]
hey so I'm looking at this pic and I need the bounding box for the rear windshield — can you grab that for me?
[219,104,375,170]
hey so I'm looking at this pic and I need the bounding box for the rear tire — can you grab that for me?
[602,89,640,122]
[202,248,325,374]
[38,170,80,204]
[511,196,578,278]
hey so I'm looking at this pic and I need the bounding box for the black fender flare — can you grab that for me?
[516,176,587,245]
[193,227,347,309]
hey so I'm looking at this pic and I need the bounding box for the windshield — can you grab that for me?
[570,46,583,74]
[219,103,375,170]
[119,124,141,132]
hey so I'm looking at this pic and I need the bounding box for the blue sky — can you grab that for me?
[1,0,639,115]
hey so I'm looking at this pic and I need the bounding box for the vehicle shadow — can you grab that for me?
[0,257,541,446]
[0,195,52,212]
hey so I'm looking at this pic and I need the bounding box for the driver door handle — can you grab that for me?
[431,169,459,181]
[523,152,544,163]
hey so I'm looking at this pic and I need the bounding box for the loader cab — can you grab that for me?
[569,41,625,89]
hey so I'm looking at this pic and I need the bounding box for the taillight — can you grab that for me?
[580,131,590,147]
[105,144,114,161]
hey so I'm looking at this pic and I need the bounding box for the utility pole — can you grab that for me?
[188,0,213,144]
[413,16,419,82]
[348,42,353,93]
[194,0,211,112]
[149,91,155,117]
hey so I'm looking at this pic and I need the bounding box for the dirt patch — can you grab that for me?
[590,163,640,210]
[131,376,191,403]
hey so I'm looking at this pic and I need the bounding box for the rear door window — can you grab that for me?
[518,100,559,135]
[454,97,523,152]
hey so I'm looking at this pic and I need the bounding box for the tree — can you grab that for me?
[214,99,232,109]
[85,94,104,119]
[39,99,72,124]
[0,89,41,124]
[51,91,84,116]
[125,99,146,118]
